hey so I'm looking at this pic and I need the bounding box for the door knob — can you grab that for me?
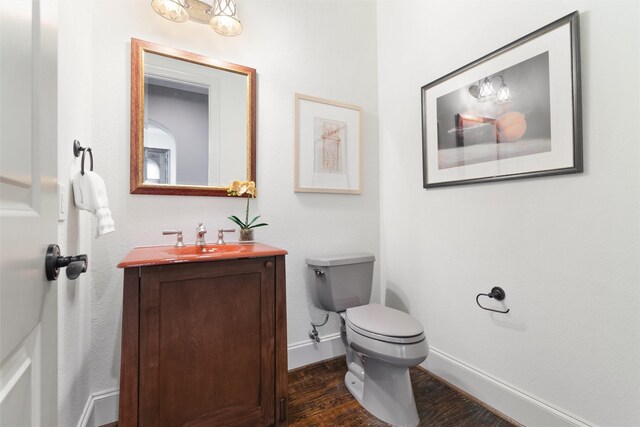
[45,244,88,281]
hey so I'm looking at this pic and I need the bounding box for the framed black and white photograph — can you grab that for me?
[421,11,582,188]
[295,93,362,194]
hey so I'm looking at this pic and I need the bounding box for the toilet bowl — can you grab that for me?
[343,304,428,427]
[346,303,428,367]
[306,254,429,427]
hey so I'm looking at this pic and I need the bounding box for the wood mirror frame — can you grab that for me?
[130,38,256,196]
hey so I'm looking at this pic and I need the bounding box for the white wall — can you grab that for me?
[57,0,94,425]
[87,0,379,397]
[58,1,640,425]
[377,1,639,426]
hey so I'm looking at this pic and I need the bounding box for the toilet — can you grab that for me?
[306,253,428,427]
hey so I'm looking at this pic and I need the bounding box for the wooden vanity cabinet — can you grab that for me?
[118,254,288,426]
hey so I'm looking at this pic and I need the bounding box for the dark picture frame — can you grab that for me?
[421,11,582,188]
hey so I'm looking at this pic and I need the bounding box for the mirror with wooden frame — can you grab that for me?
[130,38,256,196]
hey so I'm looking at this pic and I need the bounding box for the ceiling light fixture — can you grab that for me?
[151,0,243,37]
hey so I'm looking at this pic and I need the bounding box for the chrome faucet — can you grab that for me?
[216,228,235,245]
[195,223,207,247]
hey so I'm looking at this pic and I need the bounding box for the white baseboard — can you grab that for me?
[77,388,119,427]
[424,348,594,427]
[79,342,593,427]
[287,332,346,370]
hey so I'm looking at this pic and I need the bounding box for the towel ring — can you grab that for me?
[73,140,93,175]
[476,286,510,314]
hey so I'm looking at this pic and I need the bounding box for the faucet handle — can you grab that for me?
[196,222,207,233]
[162,230,185,247]
[216,228,236,245]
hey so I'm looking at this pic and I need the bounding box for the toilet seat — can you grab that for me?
[346,303,425,344]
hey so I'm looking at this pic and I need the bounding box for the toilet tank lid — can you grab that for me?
[305,253,375,267]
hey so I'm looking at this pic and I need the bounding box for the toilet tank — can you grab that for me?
[306,253,375,312]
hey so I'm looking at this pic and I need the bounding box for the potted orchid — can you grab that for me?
[227,180,268,241]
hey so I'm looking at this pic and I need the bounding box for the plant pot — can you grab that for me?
[239,228,254,242]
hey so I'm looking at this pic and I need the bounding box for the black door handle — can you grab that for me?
[45,244,88,281]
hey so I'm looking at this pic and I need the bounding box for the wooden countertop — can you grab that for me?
[117,242,287,268]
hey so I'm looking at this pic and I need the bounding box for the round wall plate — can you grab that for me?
[73,140,82,157]
[490,286,506,301]
[45,244,61,281]
[185,0,213,24]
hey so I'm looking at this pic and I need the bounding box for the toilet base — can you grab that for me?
[345,370,364,402]
[344,356,420,427]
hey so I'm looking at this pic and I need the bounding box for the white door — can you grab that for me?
[0,0,58,425]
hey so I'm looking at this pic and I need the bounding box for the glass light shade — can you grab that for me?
[210,0,243,36]
[151,0,189,22]
[477,77,495,102]
[495,84,512,103]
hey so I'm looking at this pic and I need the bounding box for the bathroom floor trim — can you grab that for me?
[287,332,346,370]
[425,347,595,427]
[77,388,119,427]
[89,341,594,426]
[417,365,522,427]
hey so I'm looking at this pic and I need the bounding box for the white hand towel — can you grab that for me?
[72,171,115,236]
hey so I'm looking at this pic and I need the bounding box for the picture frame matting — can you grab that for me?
[295,93,363,194]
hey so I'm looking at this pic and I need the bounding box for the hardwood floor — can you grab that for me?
[288,357,516,427]
[101,356,516,426]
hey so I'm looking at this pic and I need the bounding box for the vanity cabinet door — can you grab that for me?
[138,257,275,426]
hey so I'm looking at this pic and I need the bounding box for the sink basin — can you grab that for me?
[170,244,244,256]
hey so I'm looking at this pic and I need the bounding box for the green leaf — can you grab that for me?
[246,215,261,227]
[228,215,247,228]
[248,223,268,229]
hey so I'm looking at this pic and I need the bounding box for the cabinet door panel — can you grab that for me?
[139,258,275,426]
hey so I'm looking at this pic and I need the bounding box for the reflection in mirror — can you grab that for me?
[131,38,256,196]
[144,121,175,184]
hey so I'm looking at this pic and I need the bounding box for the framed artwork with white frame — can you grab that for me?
[295,93,362,194]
